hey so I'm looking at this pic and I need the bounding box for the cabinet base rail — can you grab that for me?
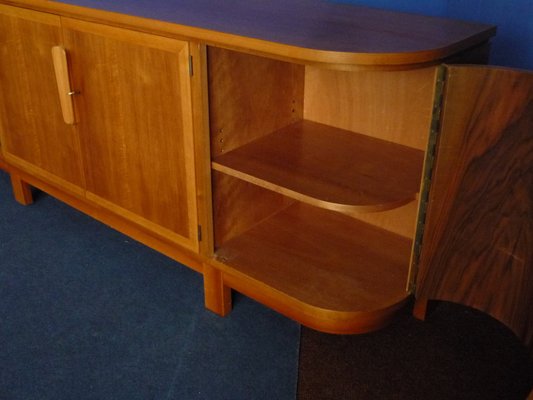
[5,164,411,335]
[4,165,204,274]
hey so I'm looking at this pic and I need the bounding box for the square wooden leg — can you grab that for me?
[10,173,33,205]
[413,297,428,321]
[203,263,232,316]
[0,157,9,172]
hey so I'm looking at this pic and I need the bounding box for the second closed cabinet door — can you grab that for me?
[62,18,199,251]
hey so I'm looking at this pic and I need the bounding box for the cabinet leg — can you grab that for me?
[10,173,33,205]
[413,297,428,321]
[203,263,232,316]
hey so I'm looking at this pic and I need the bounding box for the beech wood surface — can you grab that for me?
[212,172,295,247]
[208,47,304,157]
[202,262,231,317]
[0,157,8,172]
[0,5,85,188]
[0,0,506,339]
[416,66,533,351]
[218,263,410,334]
[51,46,76,125]
[62,18,198,249]
[0,0,495,68]
[213,120,424,213]
[304,66,437,151]
[190,42,216,257]
[9,172,33,205]
[5,164,205,274]
[214,202,411,330]
[351,200,419,239]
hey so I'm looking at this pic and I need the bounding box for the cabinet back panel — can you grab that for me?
[208,47,304,157]
[212,172,294,247]
[303,67,437,151]
[350,200,418,239]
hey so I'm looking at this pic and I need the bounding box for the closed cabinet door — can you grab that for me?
[61,18,199,251]
[416,65,533,350]
[0,5,84,192]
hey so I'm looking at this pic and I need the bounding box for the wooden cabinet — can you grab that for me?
[1,0,530,351]
[0,5,199,251]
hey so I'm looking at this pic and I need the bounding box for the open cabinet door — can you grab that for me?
[415,65,533,351]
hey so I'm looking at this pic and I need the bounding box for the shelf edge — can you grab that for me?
[210,257,411,334]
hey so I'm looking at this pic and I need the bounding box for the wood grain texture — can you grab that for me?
[190,42,215,257]
[416,66,533,350]
[51,46,76,125]
[0,156,8,172]
[0,0,495,68]
[213,202,412,332]
[213,120,424,213]
[0,5,85,189]
[6,163,205,273]
[212,172,294,247]
[220,263,410,334]
[203,262,231,316]
[304,66,437,150]
[208,47,303,157]
[62,18,198,248]
[352,199,419,239]
[9,172,33,205]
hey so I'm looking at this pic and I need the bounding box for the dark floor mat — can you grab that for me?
[298,301,533,400]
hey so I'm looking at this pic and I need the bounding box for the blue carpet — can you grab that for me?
[0,170,300,400]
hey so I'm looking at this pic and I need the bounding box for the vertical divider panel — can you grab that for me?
[207,47,304,247]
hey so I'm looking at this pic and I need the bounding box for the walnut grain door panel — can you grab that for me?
[62,18,198,251]
[0,5,84,193]
[416,65,533,350]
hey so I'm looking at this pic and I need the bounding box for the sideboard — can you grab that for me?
[0,0,531,351]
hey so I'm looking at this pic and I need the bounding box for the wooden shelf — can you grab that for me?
[212,120,424,213]
[214,202,411,331]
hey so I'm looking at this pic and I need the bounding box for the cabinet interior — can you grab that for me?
[207,46,437,314]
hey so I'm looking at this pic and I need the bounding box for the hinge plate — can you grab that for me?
[188,55,193,76]
[407,65,447,293]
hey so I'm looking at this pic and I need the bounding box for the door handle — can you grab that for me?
[51,46,77,125]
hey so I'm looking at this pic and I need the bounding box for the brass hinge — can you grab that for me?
[189,55,194,76]
[407,66,447,293]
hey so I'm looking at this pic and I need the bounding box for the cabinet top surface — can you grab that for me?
[3,0,496,66]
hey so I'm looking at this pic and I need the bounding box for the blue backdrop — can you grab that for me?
[331,0,533,70]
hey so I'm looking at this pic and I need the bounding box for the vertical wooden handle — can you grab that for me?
[51,46,76,125]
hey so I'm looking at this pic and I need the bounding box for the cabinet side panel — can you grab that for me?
[64,22,197,245]
[0,6,84,189]
[417,66,533,350]
[208,47,304,156]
